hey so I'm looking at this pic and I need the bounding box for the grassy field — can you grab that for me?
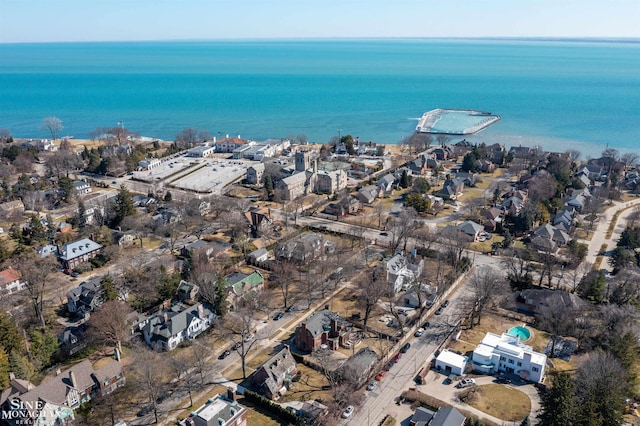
[278,364,333,404]
[467,384,531,422]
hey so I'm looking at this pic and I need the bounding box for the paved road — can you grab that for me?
[345,273,483,426]
[584,197,640,271]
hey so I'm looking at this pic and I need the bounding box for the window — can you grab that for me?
[508,359,514,364]
[517,362,522,367]
[532,367,539,372]
[500,356,505,361]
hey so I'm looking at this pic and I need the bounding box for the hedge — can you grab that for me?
[242,389,306,425]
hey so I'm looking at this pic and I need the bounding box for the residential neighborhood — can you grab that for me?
[0,126,639,426]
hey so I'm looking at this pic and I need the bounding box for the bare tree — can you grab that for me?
[87,301,132,352]
[536,296,577,357]
[356,272,389,332]
[132,348,168,424]
[389,208,416,252]
[467,267,507,327]
[565,261,592,293]
[222,305,260,379]
[41,116,63,140]
[620,152,639,171]
[271,260,297,309]
[190,341,213,387]
[18,254,58,327]
[502,248,533,290]
[608,269,640,305]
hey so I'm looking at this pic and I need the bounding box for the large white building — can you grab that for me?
[472,332,546,383]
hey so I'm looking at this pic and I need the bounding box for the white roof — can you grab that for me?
[437,350,467,368]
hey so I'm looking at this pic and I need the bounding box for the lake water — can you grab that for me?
[1,39,638,157]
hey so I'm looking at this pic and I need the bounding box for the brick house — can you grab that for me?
[56,238,103,272]
[293,307,353,352]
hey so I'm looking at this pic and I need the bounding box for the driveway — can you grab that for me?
[419,370,541,424]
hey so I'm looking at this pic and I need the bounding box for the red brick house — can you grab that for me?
[293,307,352,353]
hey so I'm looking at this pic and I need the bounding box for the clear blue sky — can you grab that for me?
[1,0,639,43]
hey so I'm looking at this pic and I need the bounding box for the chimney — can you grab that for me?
[324,304,330,310]
[197,304,203,317]
[237,134,241,139]
[56,244,61,255]
[55,368,61,376]
[9,372,15,381]
[213,136,217,143]
[227,387,237,402]
[226,134,229,138]
[114,348,121,362]
[69,371,77,388]
[163,313,169,323]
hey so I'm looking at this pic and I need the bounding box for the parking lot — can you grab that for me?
[131,154,255,194]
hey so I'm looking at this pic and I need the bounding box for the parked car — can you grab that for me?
[442,300,450,307]
[457,378,476,388]
[495,376,512,384]
[384,361,395,371]
[379,232,388,236]
[367,381,378,391]
[285,305,296,313]
[342,406,354,418]
[392,353,402,362]
[400,343,411,353]
[435,307,443,315]
[375,371,386,381]
[218,350,231,360]
[422,321,431,328]
[244,333,255,342]
[273,312,284,321]
[414,327,425,337]
[232,342,241,350]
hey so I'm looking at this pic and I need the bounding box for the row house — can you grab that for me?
[57,238,103,272]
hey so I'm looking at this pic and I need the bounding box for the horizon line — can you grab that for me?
[2,36,640,46]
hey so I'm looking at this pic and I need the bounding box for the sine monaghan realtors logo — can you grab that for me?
[1,399,52,425]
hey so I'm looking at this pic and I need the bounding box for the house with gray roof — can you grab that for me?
[276,233,324,264]
[293,307,352,352]
[337,347,379,387]
[436,178,464,200]
[246,162,265,185]
[377,174,396,194]
[531,223,571,252]
[180,389,248,426]
[5,358,124,426]
[516,288,587,316]
[456,220,484,241]
[252,346,298,400]
[356,184,381,204]
[142,302,215,351]
[376,252,424,293]
[67,280,102,317]
[56,238,102,272]
[410,406,466,426]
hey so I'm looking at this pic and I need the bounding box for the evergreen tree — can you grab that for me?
[264,175,274,197]
[29,214,47,245]
[0,312,24,354]
[28,327,59,370]
[58,176,75,202]
[77,199,87,230]
[0,346,9,390]
[520,416,531,426]
[100,275,119,302]
[8,351,35,382]
[538,372,576,426]
[215,277,229,317]
[113,184,136,226]
[399,170,411,189]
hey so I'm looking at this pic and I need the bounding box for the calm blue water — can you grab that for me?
[1,39,639,156]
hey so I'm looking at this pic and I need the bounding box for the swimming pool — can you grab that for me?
[508,326,531,341]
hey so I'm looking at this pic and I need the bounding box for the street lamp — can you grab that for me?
[337,129,342,143]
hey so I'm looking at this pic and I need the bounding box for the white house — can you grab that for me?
[472,332,546,383]
[138,158,161,170]
[435,349,468,376]
[142,303,215,351]
[0,267,24,294]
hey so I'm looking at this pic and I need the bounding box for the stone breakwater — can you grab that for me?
[416,109,500,135]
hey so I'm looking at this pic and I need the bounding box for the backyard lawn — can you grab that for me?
[466,384,531,422]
